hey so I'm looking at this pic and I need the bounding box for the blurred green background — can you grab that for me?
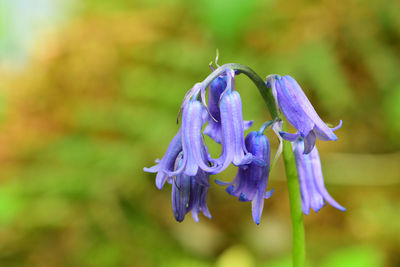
[0,0,399,266]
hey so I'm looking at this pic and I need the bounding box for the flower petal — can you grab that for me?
[188,170,212,222]
[144,130,183,190]
[243,120,254,130]
[252,190,264,225]
[310,147,346,212]
[218,131,271,224]
[171,155,191,222]
[181,100,219,176]
[280,131,300,142]
[293,139,345,214]
[267,75,342,145]
[303,131,316,154]
[331,120,343,131]
[203,74,228,144]
[292,140,311,215]
[274,76,315,136]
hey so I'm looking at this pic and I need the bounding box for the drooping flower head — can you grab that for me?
[144,67,257,222]
[292,139,345,214]
[168,83,223,177]
[203,75,227,144]
[214,69,253,171]
[204,72,252,144]
[174,99,216,176]
[145,60,346,225]
[217,130,273,224]
[266,75,342,154]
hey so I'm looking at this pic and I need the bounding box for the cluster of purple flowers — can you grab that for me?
[144,67,345,224]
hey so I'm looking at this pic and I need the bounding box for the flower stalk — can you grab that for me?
[282,121,306,267]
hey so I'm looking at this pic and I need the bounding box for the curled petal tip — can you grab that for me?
[143,166,158,173]
[329,201,346,212]
[331,203,346,212]
[265,189,274,199]
[331,120,343,131]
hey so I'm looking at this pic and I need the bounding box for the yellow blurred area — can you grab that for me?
[0,0,399,266]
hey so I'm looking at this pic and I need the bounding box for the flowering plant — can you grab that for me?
[144,60,345,266]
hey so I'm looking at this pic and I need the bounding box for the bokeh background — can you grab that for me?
[0,0,399,266]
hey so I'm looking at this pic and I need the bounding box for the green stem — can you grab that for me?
[202,63,305,267]
[282,122,306,267]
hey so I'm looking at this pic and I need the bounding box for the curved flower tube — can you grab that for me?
[204,73,252,144]
[266,75,342,154]
[292,139,345,214]
[170,99,219,176]
[215,70,253,172]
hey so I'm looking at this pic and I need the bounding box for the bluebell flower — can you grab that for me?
[215,70,253,171]
[171,151,212,222]
[171,153,191,222]
[204,73,252,144]
[292,139,345,214]
[203,75,226,144]
[266,75,342,154]
[187,167,212,222]
[169,99,219,176]
[146,62,346,225]
[217,131,273,224]
[143,130,182,190]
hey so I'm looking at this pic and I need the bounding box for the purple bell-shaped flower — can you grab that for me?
[266,75,342,154]
[217,130,273,224]
[292,139,345,214]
